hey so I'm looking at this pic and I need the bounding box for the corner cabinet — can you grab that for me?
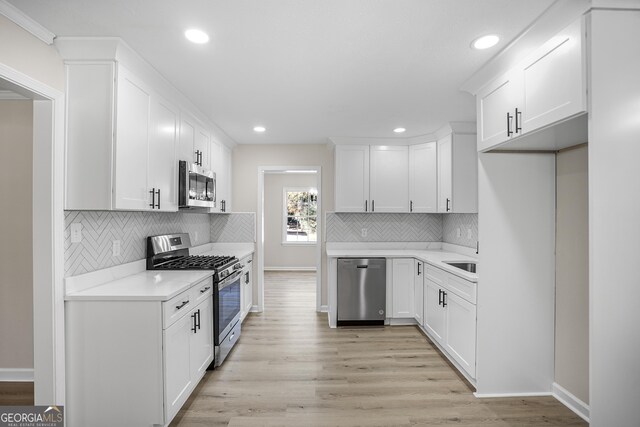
[477,18,586,152]
[65,62,178,211]
[66,277,214,427]
[437,132,478,213]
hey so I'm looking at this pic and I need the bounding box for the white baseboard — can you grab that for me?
[552,382,590,423]
[319,305,328,312]
[0,368,34,382]
[474,392,553,398]
[250,305,261,313]
[264,267,317,272]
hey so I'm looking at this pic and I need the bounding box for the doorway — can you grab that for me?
[0,66,65,406]
[256,166,322,313]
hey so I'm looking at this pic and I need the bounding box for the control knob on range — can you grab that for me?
[233,263,244,270]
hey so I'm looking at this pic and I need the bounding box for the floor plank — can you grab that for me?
[172,271,586,426]
[0,382,34,405]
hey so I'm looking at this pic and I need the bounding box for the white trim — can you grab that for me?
[0,0,55,45]
[552,382,590,423]
[258,166,323,314]
[0,369,34,382]
[1,61,66,406]
[264,267,317,272]
[474,392,553,398]
[319,305,328,313]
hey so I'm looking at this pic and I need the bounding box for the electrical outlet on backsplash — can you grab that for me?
[442,213,478,248]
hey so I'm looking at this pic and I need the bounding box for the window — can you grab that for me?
[283,187,318,244]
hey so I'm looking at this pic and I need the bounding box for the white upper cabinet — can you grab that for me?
[64,61,178,211]
[179,114,196,164]
[217,144,233,213]
[476,17,586,152]
[148,96,179,212]
[195,127,211,170]
[334,145,370,212]
[208,138,222,213]
[437,132,478,214]
[409,142,437,213]
[370,146,409,213]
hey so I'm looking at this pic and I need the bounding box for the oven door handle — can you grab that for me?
[218,270,242,290]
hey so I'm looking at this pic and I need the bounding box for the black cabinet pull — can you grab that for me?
[365,200,368,212]
[155,188,160,209]
[200,286,211,294]
[507,112,513,137]
[176,300,189,310]
[417,262,421,276]
[476,241,479,255]
[410,200,413,212]
[149,188,155,208]
[191,312,197,332]
[245,272,249,284]
[196,309,201,330]
[372,200,375,212]
[446,198,451,212]
[515,108,522,133]
[438,289,442,306]
[442,291,448,308]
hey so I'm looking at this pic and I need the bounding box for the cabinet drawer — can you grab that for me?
[163,288,193,329]
[426,265,476,304]
[191,277,214,306]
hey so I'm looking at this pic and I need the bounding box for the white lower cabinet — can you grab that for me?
[391,258,414,318]
[66,277,214,427]
[422,266,477,379]
[414,261,424,324]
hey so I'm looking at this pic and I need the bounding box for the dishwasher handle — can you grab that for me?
[356,265,369,269]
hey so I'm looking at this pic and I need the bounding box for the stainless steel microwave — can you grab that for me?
[178,160,216,208]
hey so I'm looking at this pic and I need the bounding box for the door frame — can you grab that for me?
[257,166,322,312]
[0,63,66,405]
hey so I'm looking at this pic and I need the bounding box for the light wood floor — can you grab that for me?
[171,271,586,426]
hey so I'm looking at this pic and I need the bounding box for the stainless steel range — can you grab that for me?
[147,233,243,368]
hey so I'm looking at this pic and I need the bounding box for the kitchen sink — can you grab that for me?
[444,262,477,273]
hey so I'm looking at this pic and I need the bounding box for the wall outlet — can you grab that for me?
[456,227,461,238]
[361,228,368,238]
[70,223,82,243]
[467,228,473,239]
[112,240,121,257]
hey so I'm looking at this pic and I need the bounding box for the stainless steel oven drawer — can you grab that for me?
[216,320,241,367]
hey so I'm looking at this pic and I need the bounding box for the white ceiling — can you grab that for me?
[9,0,555,144]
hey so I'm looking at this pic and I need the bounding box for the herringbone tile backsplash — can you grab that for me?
[326,213,442,242]
[64,211,211,277]
[210,213,256,243]
[442,213,478,248]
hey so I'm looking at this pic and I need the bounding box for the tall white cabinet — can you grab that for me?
[436,128,478,214]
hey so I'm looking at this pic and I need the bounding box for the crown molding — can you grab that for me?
[0,0,55,45]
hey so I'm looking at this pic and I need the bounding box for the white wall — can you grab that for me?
[555,145,589,405]
[0,100,34,373]
[0,15,64,91]
[264,173,317,269]
[232,144,334,305]
[588,9,640,426]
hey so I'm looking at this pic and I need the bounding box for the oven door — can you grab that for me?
[216,270,242,343]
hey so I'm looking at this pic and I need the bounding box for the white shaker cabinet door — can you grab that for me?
[521,18,585,134]
[149,96,178,212]
[391,258,414,318]
[179,114,196,164]
[335,145,370,212]
[163,314,193,423]
[437,135,453,213]
[113,67,151,210]
[195,127,211,170]
[190,297,214,379]
[370,146,409,213]
[477,70,522,152]
[424,280,446,345]
[444,291,477,378]
[409,143,437,213]
[414,261,424,324]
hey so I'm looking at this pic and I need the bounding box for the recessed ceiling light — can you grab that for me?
[253,126,266,133]
[472,34,500,50]
[393,127,406,134]
[185,29,209,44]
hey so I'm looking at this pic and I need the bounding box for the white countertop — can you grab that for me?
[65,242,255,301]
[326,245,477,282]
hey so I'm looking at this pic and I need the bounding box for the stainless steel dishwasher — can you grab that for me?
[337,258,386,326]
